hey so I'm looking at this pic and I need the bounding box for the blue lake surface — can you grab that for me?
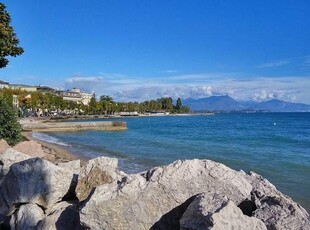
[33,113,310,211]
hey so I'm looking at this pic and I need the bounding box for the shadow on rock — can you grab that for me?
[150,195,197,230]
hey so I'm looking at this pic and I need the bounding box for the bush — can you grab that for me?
[0,97,22,145]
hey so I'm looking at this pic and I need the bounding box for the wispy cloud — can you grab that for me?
[258,60,290,68]
[259,55,310,69]
[66,76,104,83]
[303,56,310,67]
[163,70,178,73]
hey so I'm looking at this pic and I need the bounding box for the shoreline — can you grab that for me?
[21,131,90,165]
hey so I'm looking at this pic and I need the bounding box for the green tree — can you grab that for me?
[157,97,174,112]
[0,97,22,145]
[88,93,97,114]
[0,3,24,68]
[175,98,182,112]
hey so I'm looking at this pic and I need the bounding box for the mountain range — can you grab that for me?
[183,96,310,112]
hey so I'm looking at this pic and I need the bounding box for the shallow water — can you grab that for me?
[33,113,310,211]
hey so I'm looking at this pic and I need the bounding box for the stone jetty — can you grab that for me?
[20,119,127,132]
[0,139,310,230]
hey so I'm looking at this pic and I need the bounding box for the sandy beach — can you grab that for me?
[18,117,123,165]
[21,131,90,165]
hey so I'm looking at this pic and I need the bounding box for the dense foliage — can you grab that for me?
[0,2,24,68]
[0,96,22,145]
[0,88,190,116]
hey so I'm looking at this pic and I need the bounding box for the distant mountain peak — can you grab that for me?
[183,96,310,112]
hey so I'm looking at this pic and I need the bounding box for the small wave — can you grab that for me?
[32,132,70,147]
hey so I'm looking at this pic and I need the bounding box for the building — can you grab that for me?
[8,84,38,92]
[0,80,9,89]
[56,90,82,103]
[71,88,92,105]
[80,92,92,105]
[1,80,93,106]
[37,86,56,94]
[56,88,92,105]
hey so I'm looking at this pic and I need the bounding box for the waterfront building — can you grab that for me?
[8,84,38,92]
[1,80,93,106]
[57,88,92,105]
[56,90,82,103]
[0,80,9,89]
[80,92,92,105]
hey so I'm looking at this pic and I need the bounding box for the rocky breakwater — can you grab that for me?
[0,139,310,229]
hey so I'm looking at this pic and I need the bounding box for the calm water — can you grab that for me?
[33,113,310,211]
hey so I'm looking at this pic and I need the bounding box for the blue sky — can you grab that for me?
[1,0,310,103]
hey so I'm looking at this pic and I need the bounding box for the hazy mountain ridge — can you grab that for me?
[183,96,310,112]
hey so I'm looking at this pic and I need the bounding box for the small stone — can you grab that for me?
[0,140,10,154]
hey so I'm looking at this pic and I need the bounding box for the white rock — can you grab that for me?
[80,159,253,229]
[57,160,81,175]
[0,139,10,154]
[0,158,73,215]
[75,156,124,201]
[247,172,310,230]
[0,148,31,181]
[210,201,267,230]
[180,193,230,229]
[13,140,46,158]
[10,203,44,230]
[37,201,83,230]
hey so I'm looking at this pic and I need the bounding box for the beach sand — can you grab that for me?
[21,131,90,165]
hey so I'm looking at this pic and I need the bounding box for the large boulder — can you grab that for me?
[180,193,266,230]
[211,201,266,230]
[58,160,81,201]
[246,172,310,230]
[180,193,229,229]
[75,156,123,201]
[0,148,31,181]
[0,213,10,229]
[0,139,10,154]
[10,203,45,230]
[80,159,253,229]
[0,158,74,216]
[37,201,83,230]
[13,140,46,158]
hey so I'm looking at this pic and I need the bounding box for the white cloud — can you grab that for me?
[259,55,310,69]
[64,73,310,104]
[65,76,105,93]
[251,90,295,102]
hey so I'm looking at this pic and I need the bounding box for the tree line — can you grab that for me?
[0,88,190,116]
[88,95,190,115]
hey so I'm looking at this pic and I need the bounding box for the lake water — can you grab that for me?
[32,113,310,211]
